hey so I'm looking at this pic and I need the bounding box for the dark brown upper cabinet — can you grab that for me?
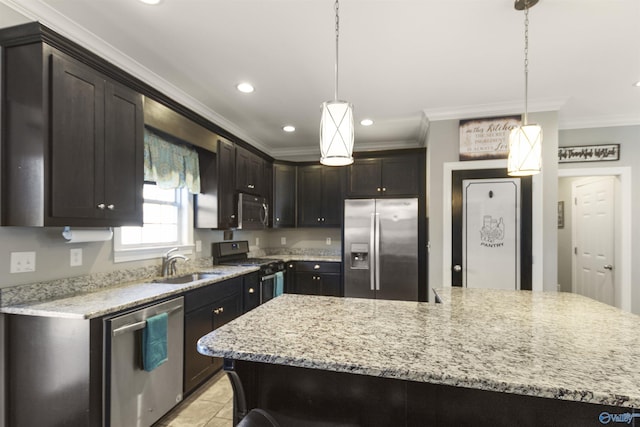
[217,138,238,229]
[273,163,296,228]
[297,165,345,227]
[1,42,143,227]
[235,145,265,196]
[347,151,424,197]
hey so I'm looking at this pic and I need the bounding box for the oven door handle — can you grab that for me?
[261,273,277,281]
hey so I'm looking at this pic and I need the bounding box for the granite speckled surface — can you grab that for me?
[198,288,640,408]
[0,262,258,319]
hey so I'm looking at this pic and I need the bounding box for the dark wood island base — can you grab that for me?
[224,359,638,427]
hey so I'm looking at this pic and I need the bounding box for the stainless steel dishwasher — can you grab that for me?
[104,297,184,427]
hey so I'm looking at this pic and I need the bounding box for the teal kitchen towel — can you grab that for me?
[274,271,284,297]
[142,312,168,372]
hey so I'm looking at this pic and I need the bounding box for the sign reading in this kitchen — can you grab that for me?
[459,115,521,161]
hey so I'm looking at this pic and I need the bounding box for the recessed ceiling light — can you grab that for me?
[283,125,296,132]
[138,0,162,5]
[236,82,255,93]
[360,119,374,126]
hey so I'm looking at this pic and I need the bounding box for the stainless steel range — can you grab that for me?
[212,241,285,303]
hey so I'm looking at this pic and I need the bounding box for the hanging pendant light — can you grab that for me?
[320,0,354,166]
[508,0,542,176]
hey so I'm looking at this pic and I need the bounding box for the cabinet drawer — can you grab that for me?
[184,277,242,312]
[295,261,341,273]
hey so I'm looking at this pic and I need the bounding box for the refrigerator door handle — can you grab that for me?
[375,212,381,291]
[370,212,376,291]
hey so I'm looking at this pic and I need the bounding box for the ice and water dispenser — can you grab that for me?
[350,243,369,269]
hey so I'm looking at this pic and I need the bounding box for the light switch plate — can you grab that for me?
[326,237,332,245]
[255,237,260,246]
[10,251,36,273]
[195,240,202,252]
[281,237,286,245]
[70,248,83,267]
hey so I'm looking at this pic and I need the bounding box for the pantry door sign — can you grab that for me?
[459,115,521,161]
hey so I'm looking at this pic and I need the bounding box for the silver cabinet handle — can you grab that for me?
[314,264,320,270]
[248,184,255,189]
[604,264,613,271]
[453,265,462,272]
[249,288,255,294]
[97,203,106,210]
[107,204,115,210]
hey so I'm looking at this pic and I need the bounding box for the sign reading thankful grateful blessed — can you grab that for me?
[558,144,620,163]
[459,115,521,161]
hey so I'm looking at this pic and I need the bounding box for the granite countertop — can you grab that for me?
[0,265,259,320]
[198,288,640,408]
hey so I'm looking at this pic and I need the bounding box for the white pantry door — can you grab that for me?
[573,177,615,306]
[462,178,521,290]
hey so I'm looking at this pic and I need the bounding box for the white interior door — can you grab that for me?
[462,178,521,290]
[573,177,615,306]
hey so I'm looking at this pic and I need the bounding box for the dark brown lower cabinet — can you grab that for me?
[291,261,342,297]
[184,277,243,394]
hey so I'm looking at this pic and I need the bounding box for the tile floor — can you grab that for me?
[155,372,234,427]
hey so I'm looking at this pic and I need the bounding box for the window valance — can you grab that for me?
[143,128,201,194]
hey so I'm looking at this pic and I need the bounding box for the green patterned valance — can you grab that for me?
[144,128,201,194]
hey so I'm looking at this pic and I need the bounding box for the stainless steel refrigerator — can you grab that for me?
[343,198,418,300]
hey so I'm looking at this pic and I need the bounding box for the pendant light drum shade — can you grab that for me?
[507,124,542,176]
[320,100,354,166]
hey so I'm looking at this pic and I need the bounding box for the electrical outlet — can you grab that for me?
[10,251,36,273]
[256,237,260,246]
[281,237,286,245]
[195,240,202,252]
[70,248,83,267]
[326,237,332,245]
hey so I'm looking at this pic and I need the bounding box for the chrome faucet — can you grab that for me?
[162,248,188,277]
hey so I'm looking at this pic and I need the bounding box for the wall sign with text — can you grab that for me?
[459,115,521,161]
[558,144,620,163]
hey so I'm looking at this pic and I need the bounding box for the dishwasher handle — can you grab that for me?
[112,304,183,337]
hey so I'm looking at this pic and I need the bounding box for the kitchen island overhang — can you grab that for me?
[197,290,640,426]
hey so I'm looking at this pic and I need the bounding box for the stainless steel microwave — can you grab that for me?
[237,193,269,229]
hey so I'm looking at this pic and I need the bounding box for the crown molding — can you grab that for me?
[559,114,640,130]
[422,98,568,122]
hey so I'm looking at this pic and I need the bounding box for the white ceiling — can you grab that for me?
[1,0,639,160]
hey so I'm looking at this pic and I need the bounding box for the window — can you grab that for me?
[114,183,194,262]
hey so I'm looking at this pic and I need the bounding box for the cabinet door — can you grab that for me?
[381,155,420,196]
[294,272,321,295]
[321,166,345,226]
[297,166,323,226]
[235,146,264,195]
[264,161,273,226]
[103,81,143,225]
[184,304,215,393]
[217,139,237,229]
[194,149,218,228]
[348,159,381,196]
[212,292,243,329]
[50,53,105,221]
[243,272,261,312]
[320,274,342,296]
[273,163,296,228]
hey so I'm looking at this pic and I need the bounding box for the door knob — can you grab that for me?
[604,264,613,271]
[453,265,462,273]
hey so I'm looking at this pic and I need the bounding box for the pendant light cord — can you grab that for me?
[523,6,530,126]
[334,0,340,101]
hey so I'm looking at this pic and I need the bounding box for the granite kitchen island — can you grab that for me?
[197,288,640,426]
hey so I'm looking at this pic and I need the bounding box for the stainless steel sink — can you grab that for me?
[153,272,223,285]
